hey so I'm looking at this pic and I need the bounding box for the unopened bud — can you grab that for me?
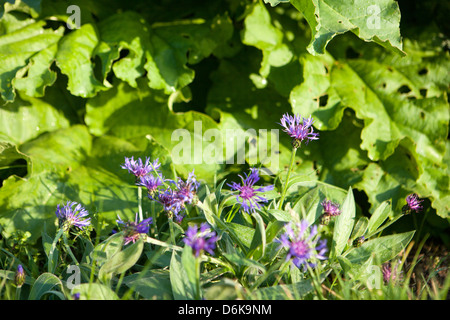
[15,264,25,288]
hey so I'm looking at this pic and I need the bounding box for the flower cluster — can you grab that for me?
[55,201,91,231]
[279,113,319,148]
[227,168,274,214]
[183,223,218,257]
[115,213,153,245]
[122,156,200,222]
[276,220,328,271]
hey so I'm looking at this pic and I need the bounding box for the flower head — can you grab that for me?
[276,220,328,271]
[116,213,153,245]
[138,174,163,199]
[403,193,423,214]
[15,264,25,288]
[321,199,341,216]
[382,260,403,285]
[176,170,200,205]
[55,201,91,231]
[157,188,185,221]
[121,156,160,179]
[227,168,274,214]
[183,223,218,257]
[279,113,319,148]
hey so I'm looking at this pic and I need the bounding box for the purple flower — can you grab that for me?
[176,170,200,205]
[227,168,274,214]
[138,174,163,198]
[403,193,423,214]
[321,199,341,216]
[279,113,319,148]
[276,220,328,271]
[157,188,185,221]
[183,223,218,257]
[121,156,160,179]
[116,213,153,245]
[382,260,403,284]
[55,201,91,231]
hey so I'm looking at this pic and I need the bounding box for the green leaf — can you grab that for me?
[0,94,71,145]
[331,186,355,257]
[123,269,172,300]
[169,249,195,300]
[345,231,415,265]
[71,283,119,300]
[0,16,63,103]
[242,2,293,78]
[247,211,267,260]
[55,24,107,98]
[289,0,404,56]
[90,232,124,268]
[85,78,224,183]
[99,237,143,280]
[350,216,369,241]
[367,200,392,236]
[28,272,64,300]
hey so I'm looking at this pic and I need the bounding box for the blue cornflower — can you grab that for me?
[55,201,91,231]
[183,223,218,257]
[279,113,319,148]
[138,174,163,199]
[175,170,200,205]
[157,188,185,222]
[116,213,153,245]
[227,168,274,214]
[276,220,328,271]
[321,199,341,217]
[121,156,160,179]
[403,193,423,214]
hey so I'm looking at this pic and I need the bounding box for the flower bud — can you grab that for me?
[14,264,25,288]
[352,236,366,247]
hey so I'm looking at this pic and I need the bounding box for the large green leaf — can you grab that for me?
[55,23,107,98]
[123,269,172,300]
[0,14,63,103]
[289,0,404,56]
[85,78,224,183]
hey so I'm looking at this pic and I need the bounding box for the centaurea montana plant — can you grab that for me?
[278,113,319,210]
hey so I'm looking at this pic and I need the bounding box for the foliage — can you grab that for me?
[0,0,448,300]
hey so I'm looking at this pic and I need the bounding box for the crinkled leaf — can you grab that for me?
[290,0,404,56]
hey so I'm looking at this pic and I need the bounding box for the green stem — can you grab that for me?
[15,287,21,300]
[278,147,297,210]
[194,257,202,300]
[138,186,143,221]
[307,264,325,300]
[62,232,79,266]
[168,217,176,245]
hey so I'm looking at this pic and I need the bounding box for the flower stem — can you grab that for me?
[278,147,297,210]
[194,257,202,300]
[138,186,143,221]
[168,217,176,245]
